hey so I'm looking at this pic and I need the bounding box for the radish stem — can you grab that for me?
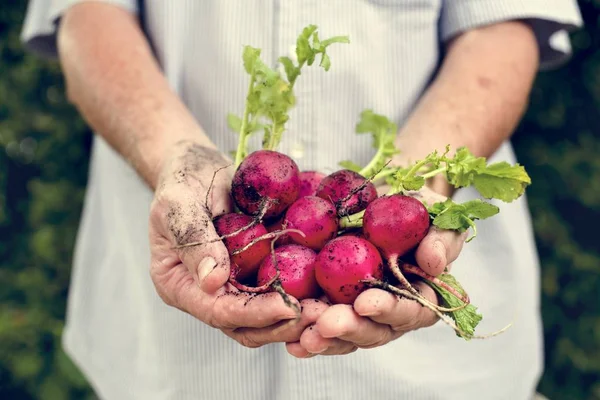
[401,262,470,305]
[235,69,257,167]
[230,229,305,256]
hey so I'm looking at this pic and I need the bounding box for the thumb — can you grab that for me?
[199,193,233,293]
[176,217,231,294]
[415,227,467,276]
[196,241,231,293]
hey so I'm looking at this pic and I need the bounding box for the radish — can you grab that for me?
[282,196,338,250]
[213,213,271,281]
[362,194,429,293]
[315,169,377,216]
[314,236,384,304]
[264,215,292,246]
[231,150,300,220]
[298,171,326,198]
[256,244,320,300]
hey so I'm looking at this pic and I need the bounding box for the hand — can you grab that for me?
[286,185,468,357]
[149,141,324,347]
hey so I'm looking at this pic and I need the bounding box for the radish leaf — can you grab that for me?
[426,273,483,340]
[428,199,499,241]
[233,25,349,164]
[338,160,363,173]
[444,147,531,202]
[353,110,400,178]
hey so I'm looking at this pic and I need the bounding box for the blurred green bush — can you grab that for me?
[0,2,94,399]
[0,1,599,399]
[511,1,600,397]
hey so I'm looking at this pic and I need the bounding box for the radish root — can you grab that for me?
[230,229,305,256]
[269,237,301,319]
[335,161,390,217]
[172,198,273,250]
[388,256,467,313]
[204,164,233,218]
[226,230,306,299]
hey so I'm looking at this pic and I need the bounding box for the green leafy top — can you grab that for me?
[428,199,500,241]
[426,273,483,340]
[230,25,349,166]
[387,150,440,193]
[280,24,350,85]
[444,147,531,203]
[340,122,531,240]
[378,146,518,238]
[339,110,400,177]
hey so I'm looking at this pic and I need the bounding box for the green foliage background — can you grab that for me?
[1,1,599,399]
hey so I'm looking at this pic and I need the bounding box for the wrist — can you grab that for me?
[155,139,231,193]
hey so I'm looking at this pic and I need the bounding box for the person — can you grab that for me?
[21,1,582,399]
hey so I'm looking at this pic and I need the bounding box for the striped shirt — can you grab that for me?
[22,1,582,399]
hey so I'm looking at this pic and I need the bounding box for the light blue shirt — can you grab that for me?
[22,1,583,399]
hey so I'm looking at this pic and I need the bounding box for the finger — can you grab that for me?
[228,299,329,347]
[314,304,396,349]
[299,325,357,355]
[354,282,439,332]
[319,343,358,356]
[210,291,301,329]
[285,342,315,359]
[196,250,231,294]
[169,208,231,294]
[166,269,300,329]
[207,177,233,218]
[150,194,228,294]
[414,226,468,276]
[299,325,335,353]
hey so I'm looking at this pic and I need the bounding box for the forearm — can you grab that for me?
[393,21,539,195]
[57,3,218,190]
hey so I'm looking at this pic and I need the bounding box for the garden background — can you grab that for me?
[1,1,599,399]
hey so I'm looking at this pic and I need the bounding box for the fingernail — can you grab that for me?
[198,257,217,283]
[309,347,328,355]
[359,310,381,317]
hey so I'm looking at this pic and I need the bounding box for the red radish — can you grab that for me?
[314,236,384,304]
[283,196,338,250]
[214,213,271,281]
[264,215,292,246]
[363,194,430,259]
[256,244,320,300]
[315,169,377,216]
[362,194,430,291]
[298,171,326,198]
[231,150,300,219]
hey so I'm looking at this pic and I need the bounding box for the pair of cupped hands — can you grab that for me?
[149,143,467,357]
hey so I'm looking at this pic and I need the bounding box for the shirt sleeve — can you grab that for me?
[20,0,139,59]
[439,0,584,70]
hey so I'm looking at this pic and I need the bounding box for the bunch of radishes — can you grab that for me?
[212,148,436,309]
[177,25,530,339]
